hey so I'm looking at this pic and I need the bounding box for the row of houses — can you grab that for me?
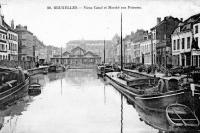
[115,13,200,68]
[0,6,56,63]
[0,15,18,61]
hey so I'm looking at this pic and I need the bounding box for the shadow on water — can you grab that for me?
[121,95,200,133]
[0,92,40,132]
[104,75,200,133]
[2,69,197,133]
[0,74,44,132]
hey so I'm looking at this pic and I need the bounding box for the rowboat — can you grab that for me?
[166,103,199,127]
[28,83,41,96]
[0,67,29,106]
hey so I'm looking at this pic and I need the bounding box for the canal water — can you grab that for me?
[0,69,158,133]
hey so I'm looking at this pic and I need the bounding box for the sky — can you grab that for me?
[1,0,200,47]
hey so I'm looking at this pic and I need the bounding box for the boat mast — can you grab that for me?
[104,39,105,64]
[121,13,123,71]
[61,47,62,65]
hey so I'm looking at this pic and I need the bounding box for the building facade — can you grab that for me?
[140,39,152,65]
[172,13,200,67]
[132,42,140,64]
[0,23,8,60]
[66,40,113,64]
[7,21,18,61]
[51,46,101,66]
[151,17,180,68]
[15,25,34,61]
[0,15,18,61]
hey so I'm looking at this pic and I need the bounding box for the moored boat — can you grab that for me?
[48,64,66,73]
[166,103,199,128]
[105,13,200,116]
[105,71,200,113]
[97,64,114,77]
[28,83,41,96]
[0,67,30,106]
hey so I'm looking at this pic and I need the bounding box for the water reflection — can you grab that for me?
[120,93,200,133]
[0,95,34,133]
[47,72,65,82]
[121,95,123,133]
[0,69,160,133]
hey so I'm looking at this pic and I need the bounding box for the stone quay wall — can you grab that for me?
[0,60,35,70]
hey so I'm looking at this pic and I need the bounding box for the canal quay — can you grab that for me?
[0,69,159,133]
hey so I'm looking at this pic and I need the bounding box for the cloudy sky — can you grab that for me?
[1,0,200,47]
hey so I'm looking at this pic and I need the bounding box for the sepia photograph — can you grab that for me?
[0,0,200,132]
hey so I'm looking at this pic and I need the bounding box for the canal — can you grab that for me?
[0,69,158,133]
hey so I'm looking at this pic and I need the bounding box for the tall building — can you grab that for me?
[0,16,8,60]
[171,13,200,67]
[139,31,152,65]
[151,16,180,68]
[6,20,18,60]
[15,25,34,61]
[0,6,18,61]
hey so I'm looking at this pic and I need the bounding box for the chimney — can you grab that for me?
[157,17,161,25]
[180,18,183,22]
[11,19,14,29]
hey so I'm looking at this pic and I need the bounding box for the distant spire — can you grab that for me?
[11,19,14,29]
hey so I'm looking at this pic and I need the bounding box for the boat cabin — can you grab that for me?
[0,67,27,92]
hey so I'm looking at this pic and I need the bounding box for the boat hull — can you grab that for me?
[166,103,199,128]
[97,66,114,77]
[48,65,65,73]
[0,78,29,106]
[105,72,200,113]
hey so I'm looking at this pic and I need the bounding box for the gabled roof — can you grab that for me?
[63,51,70,56]
[71,46,86,53]
[173,13,200,34]
[0,24,7,31]
[184,13,200,24]
[151,16,180,30]
[84,51,98,57]
[194,17,200,24]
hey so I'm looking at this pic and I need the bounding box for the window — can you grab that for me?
[195,25,198,34]
[164,34,166,40]
[187,37,190,49]
[173,40,176,50]
[182,38,185,49]
[196,37,198,47]
[177,39,180,50]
